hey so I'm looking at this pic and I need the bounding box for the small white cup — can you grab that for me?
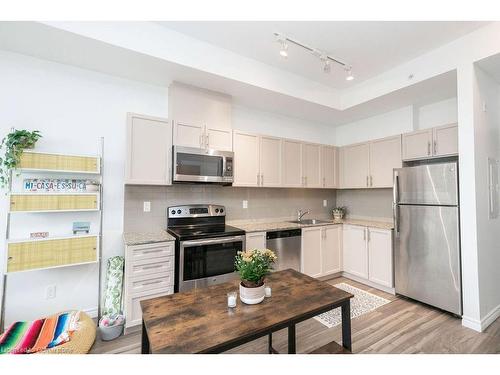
[227,292,237,308]
[265,286,272,298]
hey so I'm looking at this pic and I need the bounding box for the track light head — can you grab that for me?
[322,58,331,73]
[279,41,288,58]
[345,67,354,81]
[275,34,288,58]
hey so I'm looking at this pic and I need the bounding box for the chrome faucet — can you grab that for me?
[297,209,310,222]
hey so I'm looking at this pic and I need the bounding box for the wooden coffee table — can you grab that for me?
[140,269,353,354]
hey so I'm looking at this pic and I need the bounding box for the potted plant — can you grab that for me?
[0,129,42,189]
[235,249,277,305]
[332,206,346,220]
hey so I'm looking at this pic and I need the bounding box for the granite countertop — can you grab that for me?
[229,218,393,233]
[123,231,176,246]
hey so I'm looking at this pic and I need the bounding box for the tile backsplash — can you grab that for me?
[124,185,337,232]
[335,188,393,221]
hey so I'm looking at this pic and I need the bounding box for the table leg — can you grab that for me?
[288,324,296,354]
[341,300,352,352]
[141,319,150,354]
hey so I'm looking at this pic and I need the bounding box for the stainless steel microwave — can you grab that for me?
[172,146,234,184]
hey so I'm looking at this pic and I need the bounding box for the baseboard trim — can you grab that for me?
[462,303,500,332]
[480,303,500,331]
[83,307,98,319]
[340,272,396,295]
[462,316,482,332]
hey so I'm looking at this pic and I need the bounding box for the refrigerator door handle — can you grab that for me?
[394,204,400,237]
[393,171,400,204]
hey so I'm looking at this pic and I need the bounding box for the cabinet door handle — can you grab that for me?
[370,175,373,187]
[200,135,204,148]
[433,140,437,155]
[366,176,369,187]
[261,174,264,186]
[323,176,326,187]
[367,229,371,242]
[363,228,366,241]
[427,141,431,156]
[257,173,260,186]
[206,133,210,148]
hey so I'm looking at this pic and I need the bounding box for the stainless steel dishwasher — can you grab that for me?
[266,229,302,272]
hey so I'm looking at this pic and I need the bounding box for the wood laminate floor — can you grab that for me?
[90,277,500,354]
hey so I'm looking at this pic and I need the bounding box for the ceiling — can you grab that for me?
[0,21,458,126]
[158,21,486,89]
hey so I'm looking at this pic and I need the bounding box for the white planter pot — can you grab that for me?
[333,212,344,220]
[239,282,265,305]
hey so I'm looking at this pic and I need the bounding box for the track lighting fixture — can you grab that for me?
[274,32,353,81]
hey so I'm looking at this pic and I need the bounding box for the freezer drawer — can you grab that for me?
[394,162,458,206]
[394,205,462,315]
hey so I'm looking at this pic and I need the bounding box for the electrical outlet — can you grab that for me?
[46,285,56,299]
[242,200,248,209]
[143,201,151,212]
[323,200,328,207]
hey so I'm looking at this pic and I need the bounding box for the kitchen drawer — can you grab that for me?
[126,287,173,328]
[127,256,174,278]
[126,242,174,262]
[127,272,174,294]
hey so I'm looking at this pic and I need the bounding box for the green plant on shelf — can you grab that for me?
[0,128,42,189]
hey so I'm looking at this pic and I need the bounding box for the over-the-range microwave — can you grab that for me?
[172,145,234,185]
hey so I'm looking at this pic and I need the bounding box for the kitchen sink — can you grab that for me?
[288,219,331,225]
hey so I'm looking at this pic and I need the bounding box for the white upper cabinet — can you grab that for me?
[321,145,337,188]
[126,113,172,185]
[173,122,232,151]
[341,143,370,188]
[302,143,322,188]
[259,135,282,187]
[369,135,402,188]
[402,129,433,160]
[301,226,323,278]
[233,131,260,187]
[342,225,369,279]
[433,124,458,157]
[205,126,233,151]
[402,124,458,160]
[367,228,393,288]
[282,139,303,187]
[173,121,205,149]
[321,225,342,276]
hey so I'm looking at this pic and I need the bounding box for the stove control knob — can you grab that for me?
[220,208,224,213]
[171,210,176,215]
[215,208,219,213]
[177,209,182,214]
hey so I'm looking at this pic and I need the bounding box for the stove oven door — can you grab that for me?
[179,235,245,291]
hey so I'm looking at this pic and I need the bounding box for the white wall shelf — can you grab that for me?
[0,139,104,332]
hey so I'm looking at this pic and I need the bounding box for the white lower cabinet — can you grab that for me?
[301,225,342,278]
[245,232,266,250]
[367,228,393,288]
[321,225,342,276]
[301,226,322,277]
[342,225,393,289]
[342,225,369,279]
[124,241,175,328]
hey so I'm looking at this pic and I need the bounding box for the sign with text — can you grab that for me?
[24,179,87,193]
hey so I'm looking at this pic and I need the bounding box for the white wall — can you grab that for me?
[232,104,336,145]
[334,98,457,146]
[0,50,336,324]
[472,65,500,327]
[0,50,169,323]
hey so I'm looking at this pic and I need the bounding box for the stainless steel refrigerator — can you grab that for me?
[393,161,462,315]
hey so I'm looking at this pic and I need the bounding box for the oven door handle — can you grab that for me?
[181,235,245,247]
